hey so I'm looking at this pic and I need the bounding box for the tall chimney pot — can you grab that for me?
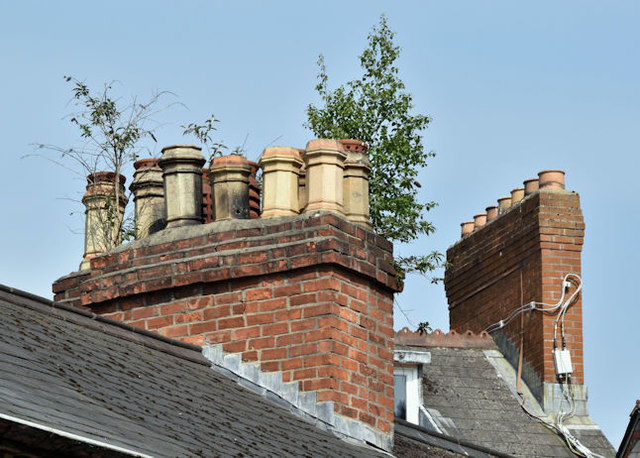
[130,159,165,238]
[303,139,347,215]
[259,147,303,217]
[159,145,206,228]
[209,155,252,221]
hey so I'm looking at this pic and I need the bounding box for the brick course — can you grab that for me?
[53,212,398,438]
[445,189,585,386]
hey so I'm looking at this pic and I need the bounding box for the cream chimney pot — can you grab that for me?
[303,139,347,215]
[259,147,303,218]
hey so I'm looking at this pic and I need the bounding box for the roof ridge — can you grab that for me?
[0,283,207,365]
[394,326,496,348]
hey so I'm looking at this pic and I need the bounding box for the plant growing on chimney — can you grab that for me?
[416,321,432,335]
[182,114,248,161]
[182,114,228,160]
[34,76,171,249]
[305,15,442,279]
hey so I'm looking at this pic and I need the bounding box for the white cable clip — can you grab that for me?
[498,320,504,329]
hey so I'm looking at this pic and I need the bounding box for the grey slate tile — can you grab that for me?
[0,285,385,457]
[415,346,616,458]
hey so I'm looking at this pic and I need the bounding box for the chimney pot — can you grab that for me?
[340,140,372,229]
[303,139,347,215]
[209,154,252,221]
[80,172,128,270]
[259,147,303,218]
[461,221,475,236]
[130,159,165,238]
[297,149,307,212]
[159,145,206,228]
[523,178,539,195]
[338,139,368,153]
[497,196,512,214]
[248,161,261,219]
[538,169,565,190]
[486,205,499,221]
[473,213,487,229]
[510,187,525,205]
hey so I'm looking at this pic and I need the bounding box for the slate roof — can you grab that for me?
[0,284,388,457]
[393,418,515,458]
[396,334,616,458]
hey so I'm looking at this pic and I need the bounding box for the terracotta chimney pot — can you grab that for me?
[473,213,487,229]
[523,178,539,196]
[510,187,525,205]
[538,169,565,190]
[248,161,261,219]
[461,221,475,236]
[497,196,512,214]
[486,206,499,221]
[209,154,252,221]
[339,139,368,153]
[202,168,214,223]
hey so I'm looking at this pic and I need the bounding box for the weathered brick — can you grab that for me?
[146,315,174,329]
[446,190,585,385]
[52,213,397,441]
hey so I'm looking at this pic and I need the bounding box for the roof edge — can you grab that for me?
[0,413,151,457]
[394,418,515,458]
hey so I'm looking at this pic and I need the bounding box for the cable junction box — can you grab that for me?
[553,349,573,376]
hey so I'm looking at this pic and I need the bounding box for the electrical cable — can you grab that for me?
[485,273,604,458]
[394,297,416,329]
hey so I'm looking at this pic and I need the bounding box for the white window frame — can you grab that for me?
[394,365,421,424]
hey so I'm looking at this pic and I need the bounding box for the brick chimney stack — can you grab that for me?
[53,139,396,451]
[445,170,588,414]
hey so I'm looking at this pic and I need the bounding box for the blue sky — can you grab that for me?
[1,0,638,448]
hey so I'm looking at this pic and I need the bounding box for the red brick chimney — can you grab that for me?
[53,139,397,450]
[445,170,588,413]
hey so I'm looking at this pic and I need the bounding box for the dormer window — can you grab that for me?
[394,365,421,423]
[394,349,431,425]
